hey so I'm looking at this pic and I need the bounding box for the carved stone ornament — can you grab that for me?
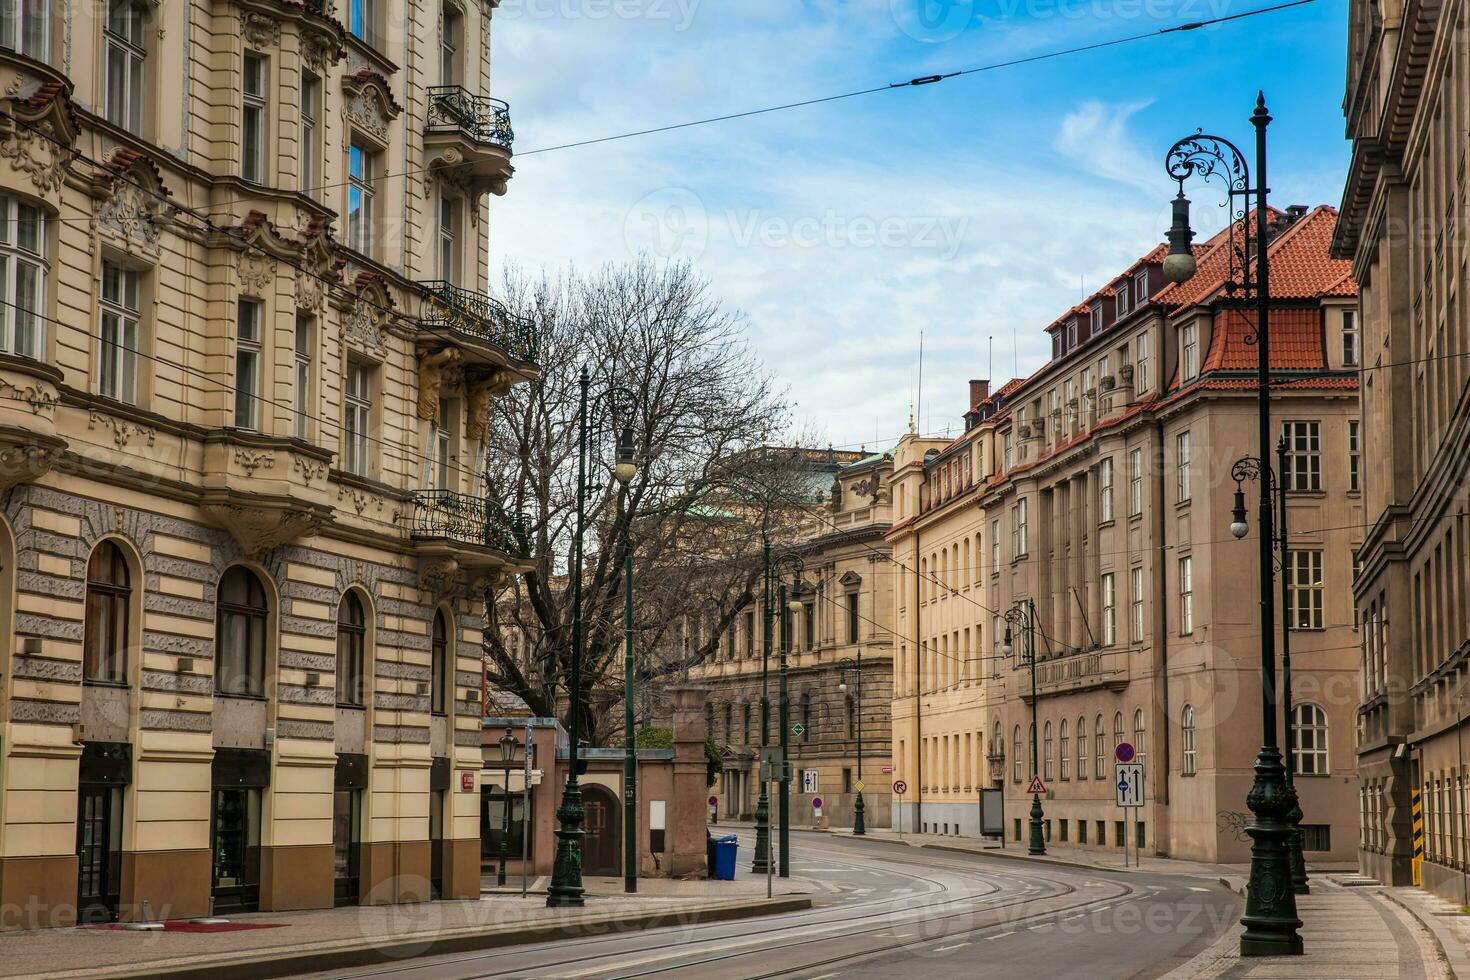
[235,0,344,71]
[238,250,273,295]
[341,70,402,142]
[241,11,281,48]
[295,218,346,312]
[88,411,156,449]
[419,557,462,590]
[292,452,329,482]
[87,149,173,255]
[416,347,462,423]
[464,370,512,443]
[0,376,56,415]
[340,272,396,354]
[234,448,275,476]
[0,88,78,199]
[337,483,376,516]
[202,500,327,558]
[0,441,60,492]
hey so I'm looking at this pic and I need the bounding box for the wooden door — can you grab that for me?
[581,785,620,877]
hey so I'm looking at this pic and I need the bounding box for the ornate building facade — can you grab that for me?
[890,206,1364,862]
[1336,0,1470,899]
[690,449,895,830]
[0,0,530,925]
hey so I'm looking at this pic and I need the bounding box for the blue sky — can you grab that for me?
[488,0,1350,448]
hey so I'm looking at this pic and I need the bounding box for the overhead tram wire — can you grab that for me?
[34,0,1316,228]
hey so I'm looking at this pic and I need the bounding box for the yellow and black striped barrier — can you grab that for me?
[1412,786,1424,886]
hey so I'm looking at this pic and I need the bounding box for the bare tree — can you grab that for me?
[482,258,811,744]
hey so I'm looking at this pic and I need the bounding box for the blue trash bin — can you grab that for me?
[711,835,739,881]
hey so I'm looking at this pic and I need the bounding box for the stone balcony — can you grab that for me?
[417,280,538,368]
[0,353,65,492]
[408,489,530,586]
[200,430,336,557]
[424,86,515,199]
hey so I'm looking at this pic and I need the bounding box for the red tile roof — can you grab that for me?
[1199,307,1325,373]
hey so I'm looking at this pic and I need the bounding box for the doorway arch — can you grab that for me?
[581,784,621,877]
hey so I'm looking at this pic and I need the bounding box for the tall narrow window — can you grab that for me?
[425,398,451,489]
[1134,270,1148,306]
[1348,420,1361,493]
[1011,727,1021,782]
[1099,457,1114,522]
[846,592,859,643]
[104,0,146,135]
[234,299,262,430]
[1130,566,1144,642]
[431,610,448,715]
[1128,447,1143,516]
[1043,722,1054,781]
[438,195,459,282]
[1282,421,1322,491]
[300,73,320,196]
[1178,556,1194,634]
[1291,703,1329,775]
[440,4,461,85]
[294,314,313,441]
[0,0,49,60]
[242,53,267,182]
[83,541,131,684]
[1094,714,1106,778]
[1181,705,1197,775]
[349,0,375,45]
[1059,720,1070,780]
[1135,332,1150,391]
[990,519,1000,570]
[98,261,139,404]
[1012,497,1028,556]
[1133,708,1146,768]
[337,591,366,706]
[0,195,46,359]
[347,142,376,255]
[1101,572,1116,646]
[216,566,268,697]
[1180,323,1198,381]
[1287,549,1325,630]
[343,362,372,477]
[1342,309,1359,367]
[1076,716,1088,780]
[1175,430,1191,502]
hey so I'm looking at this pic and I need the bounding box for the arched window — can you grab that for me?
[431,610,449,715]
[216,566,267,697]
[1076,715,1088,780]
[1113,711,1125,755]
[1043,722,1054,780]
[1133,708,1146,767]
[1292,703,1329,775]
[1012,726,1022,782]
[1059,720,1070,780]
[1094,714,1106,778]
[84,541,131,684]
[1182,705,1197,776]
[336,591,367,706]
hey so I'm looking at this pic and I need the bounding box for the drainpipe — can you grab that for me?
[1150,419,1171,851]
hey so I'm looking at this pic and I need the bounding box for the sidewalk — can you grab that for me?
[1162,878,1453,979]
[0,876,816,980]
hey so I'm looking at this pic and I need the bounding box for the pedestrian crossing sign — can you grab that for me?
[1026,775,1048,795]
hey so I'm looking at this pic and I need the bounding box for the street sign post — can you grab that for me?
[893,780,907,838]
[1115,761,1144,867]
[1114,742,1136,764]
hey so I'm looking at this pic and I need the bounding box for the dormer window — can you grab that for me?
[1090,304,1103,335]
[1181,322,1199,381]
[1134,270,1148,306]
[1066,319,1078,350]
[1117,285,1130,317]
[1052,331,1061,359]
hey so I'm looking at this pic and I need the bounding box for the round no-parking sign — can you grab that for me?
[1115,742,1136,764]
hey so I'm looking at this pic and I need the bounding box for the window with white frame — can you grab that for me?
[1136,332,1150,391]
[104,0,147,135]
[242,53,267,182]
[1282,420,1322,491]
[234,299,261,430]
[1176,430,1191,502]
[1181,705,1197,775]
[1287,549,1324,630]
[1,0,49,60]
[98,261,139,404]
[441,3,462,85]
[1101,572,1116,645]
[1130,566,1144,641]
[1342,309,1359,367]
[1133,708,1146,767]
[426,398,452,489]
[1291,703,1329,775]
[300,72,320,196]
[1180,322,1199,381]
[1076,716,1088,779]
[1348,419,1361,493]
[1060,720,1070,779]
[1116,284,1129,317]
[0,196,46,359]
[1012,497,1028,557]
[1099,456,1114,522]
[1012,726,1021,782]
[1066,319,1077,350]
[1128,447,1143,516]
[1094,714,1106,778]
[1043,721,1053,781]
[1134,270,1148,306]
[438,194,459,282]
[347,141,376,255]
[294,313,313,441]
[343,362,373,476]
[349,0,377,45]
[990,519,1000,571]
[1178,556,1193,634]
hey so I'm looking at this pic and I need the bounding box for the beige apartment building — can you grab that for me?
[691,449,895,830]
[889,207,1364,862]
[1336,0,1470,900]
[0,0,530,926]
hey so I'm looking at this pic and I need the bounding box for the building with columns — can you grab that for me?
[0,0,530,926]
[1335,0,1470,900]
[889,206,1364,862]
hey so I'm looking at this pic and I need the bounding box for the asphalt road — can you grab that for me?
[304,832,1240,980]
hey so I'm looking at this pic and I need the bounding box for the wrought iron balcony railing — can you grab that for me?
[410,489,528,557]
[417,280,538,364]
[426,86,514,151]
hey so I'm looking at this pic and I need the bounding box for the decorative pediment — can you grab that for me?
[341,70,402,142]
[0,72,79,199]
[235,0,345,71]
[338,271,398,354]
[839,570,863,588]
[295,217,347,312]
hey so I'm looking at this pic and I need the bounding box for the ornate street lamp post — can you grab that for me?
[775,551,804,878]
[612,391,638,895]
[1166,93,1303,956]
[1002,599,1043,856]
[838,653,864,835]
[496,726,518,887]
[752,533,774,875]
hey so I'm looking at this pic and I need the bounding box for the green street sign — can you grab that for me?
[792,723,806,736]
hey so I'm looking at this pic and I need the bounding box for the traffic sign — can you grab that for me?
[855,780,865,792]
[811,796,824,810]
[792,723,806,737]
[1026,774,1048,795]
[1115,742,1136,764]
[708,795,717,807]
[1115,763,1144,807]
[893,779,908,796]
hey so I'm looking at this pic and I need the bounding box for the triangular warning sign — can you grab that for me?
[1026,775,1048,795]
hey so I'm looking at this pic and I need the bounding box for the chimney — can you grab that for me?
[1287,204,1309,220]
[968,379,990,408]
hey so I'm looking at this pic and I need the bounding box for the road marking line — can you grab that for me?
[990,931,1014,939]
[1189,886,1212,892]
[934,942,972,952]
[806,974,841,980]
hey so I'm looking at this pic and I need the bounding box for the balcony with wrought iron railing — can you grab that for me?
[417,281,538,365]
[426,86,514,150]
[409,489,528,559]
